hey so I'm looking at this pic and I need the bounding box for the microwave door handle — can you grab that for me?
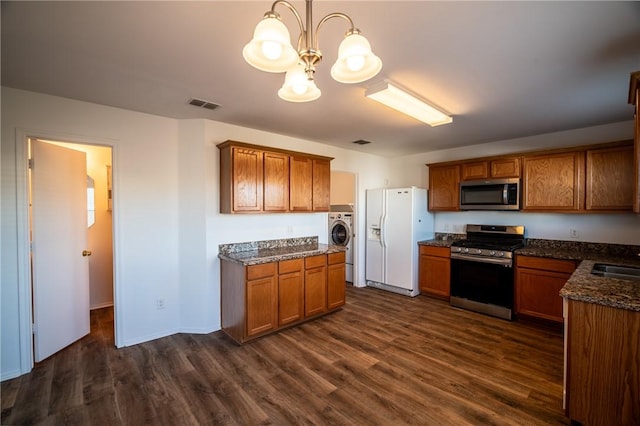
[503,185,508,204]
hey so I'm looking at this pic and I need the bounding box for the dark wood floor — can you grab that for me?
[2,286,569,425]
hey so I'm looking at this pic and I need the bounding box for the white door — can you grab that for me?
[31,139,90,362]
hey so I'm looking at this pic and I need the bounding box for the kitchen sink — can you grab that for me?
[591,263,640,282]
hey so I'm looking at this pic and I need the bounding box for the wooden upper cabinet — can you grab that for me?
[461,158,520,181]
[220,147,263,212]
[522,151,585,211]
[312,159,331,212]
[461,161,489,180]
[290,156,313,211]
[218,141,333,213]
[630,71,640,213]
[491,157,520,178]
[586,144,634,211]
[263,151,289,212]
[428,164,460,211]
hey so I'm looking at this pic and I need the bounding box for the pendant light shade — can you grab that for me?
[278,63,321,102]
[331,33,382,84]
[242,15,298,73]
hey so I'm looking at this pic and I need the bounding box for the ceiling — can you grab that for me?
[2,1,639,157]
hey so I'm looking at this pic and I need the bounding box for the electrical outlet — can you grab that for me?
[156,298,165,310]
[444,224,450,232]
[569,228,579,239]
[287,225,294,235]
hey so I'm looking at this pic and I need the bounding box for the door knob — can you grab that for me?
[82,250,92,257]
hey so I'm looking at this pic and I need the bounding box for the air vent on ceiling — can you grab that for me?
[188,98,220,110]
[352,139,371,145]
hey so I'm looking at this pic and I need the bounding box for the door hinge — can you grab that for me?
[28,158,34,169]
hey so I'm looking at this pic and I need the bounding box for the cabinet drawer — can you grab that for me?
[328,251,346,265]
[419,245,450,258]
[247,262,277,280]
[279,258,303,274]
[305,254,327,269]
[517,256,576,274]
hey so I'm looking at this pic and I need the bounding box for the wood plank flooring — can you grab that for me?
[1,286,569,425]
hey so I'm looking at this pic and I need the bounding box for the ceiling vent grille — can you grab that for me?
[352,139,371,145]
[188,98,220,110]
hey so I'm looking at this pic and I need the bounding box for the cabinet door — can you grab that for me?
[635,87,640,213]
[327,254,346,310]
[290,156,313,211]
[631,74,640,214]
[312,159,331,212]
[246,273,277,337]
[461,161,488,181]
[586,145,634,211]
[278,270,304,326]
[263,151,289,212]
[232,147,264,212]
[515,268,569,323]
[522,151,584,211]
[305,255,327,317]
[490,157,520,178]
[428,164,460,211]
[418,246,451,299]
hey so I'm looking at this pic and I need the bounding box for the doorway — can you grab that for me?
[29,138,114,361]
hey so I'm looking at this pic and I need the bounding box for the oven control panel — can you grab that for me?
[450,246,512,259]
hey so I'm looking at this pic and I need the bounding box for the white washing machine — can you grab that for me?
[329,209,354,283]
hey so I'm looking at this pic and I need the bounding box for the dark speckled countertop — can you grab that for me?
[218,236,346,266]
[420,235,640,312]
[560,260,640,311]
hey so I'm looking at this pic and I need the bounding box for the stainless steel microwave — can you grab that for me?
[459,178,520,210]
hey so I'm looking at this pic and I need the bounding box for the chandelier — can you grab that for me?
[243,0,382,102]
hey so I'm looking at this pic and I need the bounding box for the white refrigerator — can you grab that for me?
[365,187,434,297]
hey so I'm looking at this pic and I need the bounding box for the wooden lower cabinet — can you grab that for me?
[246,263,278,337]
[221,252,345,344]
[304,255,327,317]
[277,258,304,326]
[418,245,451,299]
[515,256,576,323]
[327,251,346,310]
[565,300,640,425]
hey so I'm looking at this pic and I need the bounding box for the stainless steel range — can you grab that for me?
[449,224,525,320]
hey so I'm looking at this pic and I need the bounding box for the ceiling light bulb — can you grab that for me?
[261,40,282,60]
[243,15,298,73]
[346,55,365,71]
[278,63,321,102]
[331,32,382,84]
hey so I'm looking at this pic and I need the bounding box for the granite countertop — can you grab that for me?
[560,260,640,312]
[418,233,465,248]
[218,236,345,266]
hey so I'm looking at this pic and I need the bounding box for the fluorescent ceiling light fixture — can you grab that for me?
[365,81,453,126]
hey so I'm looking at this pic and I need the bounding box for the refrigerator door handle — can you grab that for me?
[380,213,387,248]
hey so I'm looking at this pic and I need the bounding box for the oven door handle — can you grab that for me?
[451,253,513,267]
